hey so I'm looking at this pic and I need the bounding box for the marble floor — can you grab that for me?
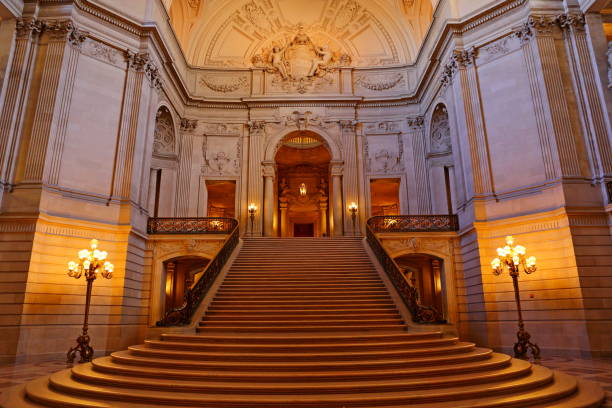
[0,356,610,406]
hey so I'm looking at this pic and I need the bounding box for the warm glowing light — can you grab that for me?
[248,203,257,214]
[68,239,114,280]
[348,202,358,214]
[491,235,537,276]
[299,183,307,196]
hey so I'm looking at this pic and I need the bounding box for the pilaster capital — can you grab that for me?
[515,15,556,43]
[555,13,586,32]
[15,18,43,40]
[180,118,198,132]
[330,161,344,176]
[440,48,477,87]
[247,120,267,134]
[407,116,424,129]
[340,120,358,131]
[43,20,87,47]
[262,161,275,178]
[126,50,150,71]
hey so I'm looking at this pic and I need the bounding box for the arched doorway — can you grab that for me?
[163,256,210,312]
[394,253,445,318]
[274,131,331,237]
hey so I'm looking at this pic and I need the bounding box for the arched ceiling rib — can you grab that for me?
[167,0,436,67]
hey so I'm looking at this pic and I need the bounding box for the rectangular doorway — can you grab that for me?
[294,223,314,237]
[206,180,236,217]
[370,178,401,216]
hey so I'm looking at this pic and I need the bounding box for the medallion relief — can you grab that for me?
[201,135,241,176]
[252,25,350,94]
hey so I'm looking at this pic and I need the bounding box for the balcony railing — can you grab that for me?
[156,218,240,326]
[366,223,446,324]
[367,215,459,233]
[148,217,238,235]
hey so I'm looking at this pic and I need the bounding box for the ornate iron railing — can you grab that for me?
[155,220,239,326]
[366,223,446,324]
[368,215,459,233]
[148,217,238,234]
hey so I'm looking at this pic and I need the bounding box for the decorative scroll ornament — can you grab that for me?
[407,116,424,129]
[356,73,403,91]
[252,24,351,93]
[180,118,198,132]
[200,76,248,93]
[201,136,241,176]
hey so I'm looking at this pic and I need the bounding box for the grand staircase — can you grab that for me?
[1,237,605,407]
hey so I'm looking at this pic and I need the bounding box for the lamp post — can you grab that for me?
[348,202,358,236]
[491,236,540,362]
[248,203,257,237]
[66,239,114,364]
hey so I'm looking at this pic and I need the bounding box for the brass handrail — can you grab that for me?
[366,222,446,324]
[367,215,459,233]
[155,220,240,326]
[148,217,237,234]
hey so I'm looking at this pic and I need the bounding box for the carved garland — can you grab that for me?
[356,73,403,91]
[200,76,248,93]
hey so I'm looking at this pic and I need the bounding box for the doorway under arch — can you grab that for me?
[163,256,210,313]
[275,131,331,237]
[394,253,445,319]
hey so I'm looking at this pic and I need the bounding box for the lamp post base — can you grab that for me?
[67,333,94,364]
[513,327,541,363]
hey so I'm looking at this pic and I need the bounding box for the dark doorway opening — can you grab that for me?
[294,223,314,237]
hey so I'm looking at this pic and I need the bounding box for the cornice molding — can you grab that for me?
[29,0,546,108]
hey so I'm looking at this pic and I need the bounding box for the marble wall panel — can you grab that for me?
[477,48,547,193]
[57,54,124,196]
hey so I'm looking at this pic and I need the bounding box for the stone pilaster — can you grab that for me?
[262,161,275,237]
[407,116,431,214]
[515,15,581,178]
[556,13,612,179]
[450,48,494,196]
[109,51,160,203]
[340,120,361,235]
[175,118,197,217]
[331,161,344,236]
[23,20,86,183]
[246,120,265,236]
[0,18,43,204]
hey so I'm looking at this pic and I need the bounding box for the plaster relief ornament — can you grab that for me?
[202,136,241,176]
[430,104,451,154]
[200,75,248,93]
[153,109,175,155]
[252,24,351,93]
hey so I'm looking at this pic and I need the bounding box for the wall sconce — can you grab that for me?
[67,239,114,364]
[299,183,307,196]
[248,203,257,237]
[348,202,358,236]
[491,235,540,362]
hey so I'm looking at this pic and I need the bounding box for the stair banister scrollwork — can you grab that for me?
[365,220,446,324]
[154,218,239,326]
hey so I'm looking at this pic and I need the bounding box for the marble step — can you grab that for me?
[90,352,511,382]
[68,358,533,395]
[32,364,559,407]
[110,347,493,372]
[142,337,457,352]
[126,342,476,362]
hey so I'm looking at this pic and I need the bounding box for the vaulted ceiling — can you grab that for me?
[165,0,435,67]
